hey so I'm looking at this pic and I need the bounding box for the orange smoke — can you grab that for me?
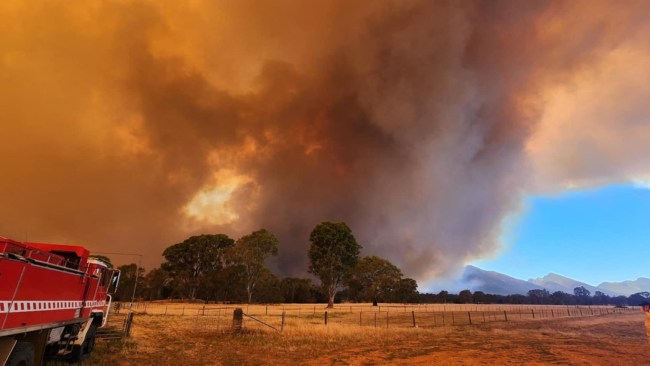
[1,0,649,279]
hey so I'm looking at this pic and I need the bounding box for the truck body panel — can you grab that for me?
[0,237,119,365]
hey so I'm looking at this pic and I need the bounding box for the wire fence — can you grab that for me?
[112,302,641,333]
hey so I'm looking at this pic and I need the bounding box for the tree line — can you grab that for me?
[108,221,649,308]
[111,222,418,307]
[418,287,650,307]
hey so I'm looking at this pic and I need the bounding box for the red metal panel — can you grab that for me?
[1,238,110,333]
[1,266,108,330]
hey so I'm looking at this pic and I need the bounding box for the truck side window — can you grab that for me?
[100,268,111,288]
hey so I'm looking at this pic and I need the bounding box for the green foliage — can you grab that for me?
[349,256,403,304]
[472,291,486,304]
[161,234,234,299]
[252,269,284,303]
[527,289,550,304]
[308,221,361,308]
[280,277,315,303]
[573,286,591,298]
[457,289,473,304]
[228,229,280,303]
[394,277,419,303]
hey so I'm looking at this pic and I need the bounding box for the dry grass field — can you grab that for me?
[88,303,650,366]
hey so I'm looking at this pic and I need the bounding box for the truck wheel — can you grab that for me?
[69,324,97,362]
[6,342,35,366]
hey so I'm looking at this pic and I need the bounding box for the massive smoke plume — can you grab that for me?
[1,0,649,282]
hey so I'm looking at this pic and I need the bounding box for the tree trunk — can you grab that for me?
[327,287,336,308]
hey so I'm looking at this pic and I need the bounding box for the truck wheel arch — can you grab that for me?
[5,342,34,366]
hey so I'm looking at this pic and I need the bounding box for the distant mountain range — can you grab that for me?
[429,265,650,296]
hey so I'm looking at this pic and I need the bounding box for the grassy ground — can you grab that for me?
[87,305,650,366]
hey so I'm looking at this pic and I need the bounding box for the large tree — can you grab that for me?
[573,286,591,298]
[308,221,361,308]
[458,289,473,304]
[228,229,279,304]
[393,277,419,303]
[349,255,403,305]
[161,234,234,299]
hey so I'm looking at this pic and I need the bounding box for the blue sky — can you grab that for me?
[472,184,650,285]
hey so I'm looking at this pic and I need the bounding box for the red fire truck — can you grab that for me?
[1,237,119,365]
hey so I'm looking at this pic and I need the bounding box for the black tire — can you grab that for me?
[69,324,97,362]
[6,342,35,366]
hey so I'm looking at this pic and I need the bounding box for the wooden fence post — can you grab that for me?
[504,311,508,322]
[468,312,472,325]
[451,312,455,325]
[324,311,328,326]
[386,312,389,328]
[412,311,416,327]
[164,306,167,316]
[374,312,377,328]
[232,308,243,333]
[531,309,535,319]
[124,312,134,337]
[360,312,362,326]
[281,311,285,332]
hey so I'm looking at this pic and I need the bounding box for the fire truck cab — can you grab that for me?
[1,237,119,365]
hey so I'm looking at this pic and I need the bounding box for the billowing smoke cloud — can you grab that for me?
[1,1,649,281]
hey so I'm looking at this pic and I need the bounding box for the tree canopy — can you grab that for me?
[228,229,280,303]
[308,221,361,308]
[162,234,234,299]
[349,255,403,305]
